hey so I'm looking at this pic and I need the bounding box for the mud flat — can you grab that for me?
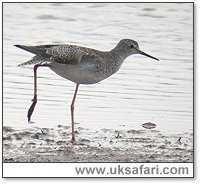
[3,125,193,162]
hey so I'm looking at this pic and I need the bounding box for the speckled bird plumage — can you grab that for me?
[15,39,159,142]
[15,39,158,84]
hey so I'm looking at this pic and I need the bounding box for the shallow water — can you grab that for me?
[3,3,193,136]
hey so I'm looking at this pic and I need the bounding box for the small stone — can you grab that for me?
[80,138,90,143]
[142,122,156,129]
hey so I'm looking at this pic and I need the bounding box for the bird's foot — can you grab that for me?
[27,95,37,122]
[71,137,75,144]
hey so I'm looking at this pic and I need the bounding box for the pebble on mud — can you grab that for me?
[142,122,156,129]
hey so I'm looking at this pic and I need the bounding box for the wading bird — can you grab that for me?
[15,39,159,142]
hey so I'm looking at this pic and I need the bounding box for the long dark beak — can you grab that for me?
[138,50,159,61]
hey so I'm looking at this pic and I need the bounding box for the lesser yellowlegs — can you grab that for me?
[15,39,159,142]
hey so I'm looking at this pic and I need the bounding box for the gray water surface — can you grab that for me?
[3,3,193,135]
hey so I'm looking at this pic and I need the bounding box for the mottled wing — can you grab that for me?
[15,44,102,66]
[46,45,102,64]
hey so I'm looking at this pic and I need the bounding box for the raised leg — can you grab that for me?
[71,84,79,142]
[27,64,50,122]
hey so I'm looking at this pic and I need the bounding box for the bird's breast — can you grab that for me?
[49,60,122,84]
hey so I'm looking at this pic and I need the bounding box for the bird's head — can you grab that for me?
[117,39,159,61]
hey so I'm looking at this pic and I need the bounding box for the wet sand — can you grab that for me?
[3,125,193,162]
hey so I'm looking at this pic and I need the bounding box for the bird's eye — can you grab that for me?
[130,44,134,48]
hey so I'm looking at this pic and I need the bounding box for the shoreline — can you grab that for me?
[3,125,193,162]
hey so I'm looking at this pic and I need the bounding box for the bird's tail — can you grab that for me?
[14,44,47,56]
[17,56,49,67]
[15,44,50,66]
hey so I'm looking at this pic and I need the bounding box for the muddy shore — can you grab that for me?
[3,125,193,162]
